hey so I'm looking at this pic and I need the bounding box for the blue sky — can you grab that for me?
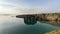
[0,0,60,14]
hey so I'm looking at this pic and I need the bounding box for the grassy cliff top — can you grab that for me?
[45,30,60,34]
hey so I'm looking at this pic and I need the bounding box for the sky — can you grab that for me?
[0,0,60,14]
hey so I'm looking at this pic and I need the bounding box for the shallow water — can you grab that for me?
[0,16,60,34]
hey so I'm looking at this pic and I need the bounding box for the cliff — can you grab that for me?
[34,13,60,21]
[16,13,60,21]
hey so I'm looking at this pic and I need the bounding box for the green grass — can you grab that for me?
[45,30,60,34]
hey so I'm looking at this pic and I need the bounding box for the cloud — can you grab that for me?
[0,0,60,14]
[12,7,60,15]
[0,0,27,14]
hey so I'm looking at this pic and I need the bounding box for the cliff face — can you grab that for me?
[35,13,60,21]
[34,14,47,21]
[45,14,58,21]
[16,13,60,21]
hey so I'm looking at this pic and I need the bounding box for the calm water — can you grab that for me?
[0,15,60,34]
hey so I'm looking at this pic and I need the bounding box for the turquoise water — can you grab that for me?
[0,16,60,34]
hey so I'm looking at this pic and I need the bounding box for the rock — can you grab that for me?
[57,17,60,21]
[45,14,59,21]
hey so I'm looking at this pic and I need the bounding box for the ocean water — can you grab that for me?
[0,15,60,34]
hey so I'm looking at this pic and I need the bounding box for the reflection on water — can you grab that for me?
[24,20,37,25]
[0,15,60,34]
[39,21,60,26]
